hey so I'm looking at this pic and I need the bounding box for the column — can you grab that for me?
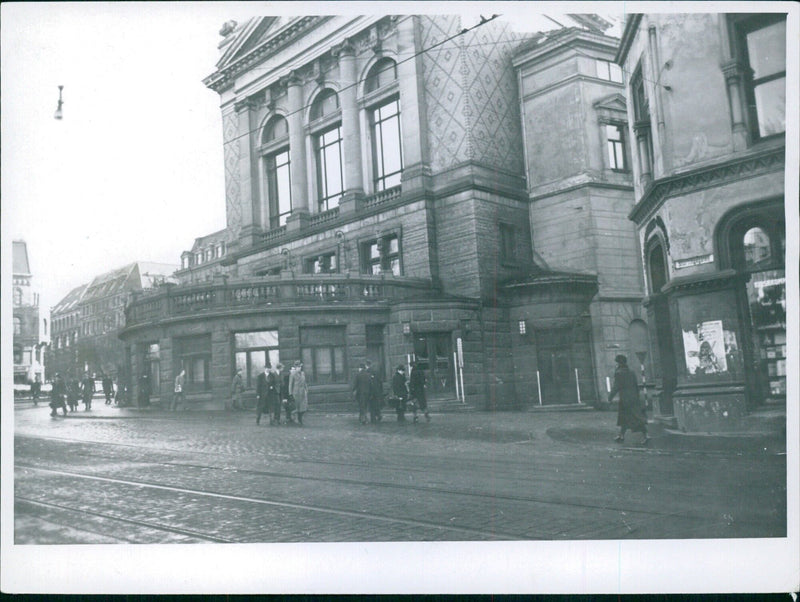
[286,71,310,232]
[337,39,364,212]
[722,61,750,151]
[235,97,263,246]
[396,16,430,197]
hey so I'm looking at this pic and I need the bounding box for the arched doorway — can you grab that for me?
[646,239,676,415]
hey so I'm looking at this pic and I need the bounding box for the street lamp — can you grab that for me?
[54,85,64,120]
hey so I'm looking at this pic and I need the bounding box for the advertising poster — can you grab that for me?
[682,319,727,375]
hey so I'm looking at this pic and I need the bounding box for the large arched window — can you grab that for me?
[14,316,22,335]
[261,115,292,229]
[365,58,403,191]
[310,89,344,212]
[647,240,668,295]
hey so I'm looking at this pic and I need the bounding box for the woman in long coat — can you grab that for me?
[608,354,648,444]
[288,361,308,425]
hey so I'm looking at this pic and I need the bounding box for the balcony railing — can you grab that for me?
[362,185,401,210]
[124,273,436,328]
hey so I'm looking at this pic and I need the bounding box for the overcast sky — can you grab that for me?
[2,2,622,311]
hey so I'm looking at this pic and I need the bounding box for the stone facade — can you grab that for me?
[618,13,787,431]
[12,241,48,384]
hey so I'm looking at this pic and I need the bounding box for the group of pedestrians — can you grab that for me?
[254,361,308,426]
[48,372,111,416]
[390,362,429,423]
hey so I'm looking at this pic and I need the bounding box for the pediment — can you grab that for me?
[593,93,627,113]
[216,17,284,70]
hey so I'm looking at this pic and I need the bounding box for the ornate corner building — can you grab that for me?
[118,13,787,425]
[12,241,49,385]
[618,13,787,431]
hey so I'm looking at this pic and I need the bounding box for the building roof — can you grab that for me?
[52,283,88,315]
[188,229,230,253]
[12,240,31,275]
[134,262,179,288]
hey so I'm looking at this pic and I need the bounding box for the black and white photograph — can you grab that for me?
[2,1,798,595]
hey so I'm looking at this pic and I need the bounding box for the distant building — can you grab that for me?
[12,241,49,384]
[618,13,786,431]
[49,262,178,382]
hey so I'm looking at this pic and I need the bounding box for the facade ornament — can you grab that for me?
[234,96,258,113]
[219,20,237,37]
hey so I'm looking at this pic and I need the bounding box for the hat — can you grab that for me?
[293,360,302,367]
[615,354,628,365]
[397,365,405,371]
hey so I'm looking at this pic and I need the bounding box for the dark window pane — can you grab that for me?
[746,20,786,79]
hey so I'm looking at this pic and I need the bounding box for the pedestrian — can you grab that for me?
[49,373,68,417]
[409,361,430,423]
[278,363,295,424]
[66,375,80,412]
[102,373,114,405]
[80,372,95,411]
[268,364,282,425]
[366,360,383,423]
[608,354,649,445]
[255,364,272,425]
[391,365,408,422]
[230,369,244,411]
[114,380,127,406]
[288,360,308,426]
[172,369,186,411]
[31,376,41,406]
[353,363,372,424]
[138,372,151,407]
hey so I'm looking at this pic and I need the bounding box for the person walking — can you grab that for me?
[66,375,80,412]
[353,363,372,425]
[49,373,68,417]
[31,376,41,406]
[608,354,649,445]
[255,365,275,425]
[138,372,151,407]
[288,360,308,426]
[366,360,383,423]
[268,364,282,425]
[80,372,95,411]
[409,361,430,423]
[391,365,409,423]
[278,363,295,424]
[172,369,186,411]
[230,369,244,411]
[102,373,114,405]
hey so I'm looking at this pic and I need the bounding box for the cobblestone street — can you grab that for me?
[13,399,786,545]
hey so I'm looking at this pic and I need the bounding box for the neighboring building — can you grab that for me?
[511,25,645,406]
[617,13,786,431]
[50,262,178,383]
[12,241,49,384]
[121,14,640,411]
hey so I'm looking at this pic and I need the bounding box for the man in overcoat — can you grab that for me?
[353,364,372,425]
[80,372,95,411]
[608,354,649,444]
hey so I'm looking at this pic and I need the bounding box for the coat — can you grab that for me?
[50,377,67,405]
[353,370,372,403]
[391,371,408,400]
[256,371,279,402]
[609,365,646,432]
[409,366,426,400]
[80,377,95,402]
[288,369,308,412]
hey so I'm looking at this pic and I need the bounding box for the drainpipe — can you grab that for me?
[648,25,666,165]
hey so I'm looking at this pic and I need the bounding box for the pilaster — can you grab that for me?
[336,39,364,208]
[235,97,263,247]
[286,72,309,212]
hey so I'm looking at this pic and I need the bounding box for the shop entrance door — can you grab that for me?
[537,346,576,404]
[413,333,454,397]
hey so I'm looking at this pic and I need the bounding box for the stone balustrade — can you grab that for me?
[124,274,436,328]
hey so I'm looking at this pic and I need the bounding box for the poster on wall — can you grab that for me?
[682,319,728,375]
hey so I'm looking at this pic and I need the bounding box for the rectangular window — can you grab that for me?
[314,126,344,212]
[370,98,403,191]
[266,148,292,228]
[234,330,280,389]
[736,15,786,139]
[175,334,211,392]
[630,65,654,180]
[361,234,401,276]
[300,326,347,384]
[304,252,338,274]
[144,343,161,392]
[606,124,627,170]
[499,223,516,264]
[596,59,623,83]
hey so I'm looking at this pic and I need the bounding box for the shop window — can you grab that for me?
[305,252,338,274]
[175,334,212,392]
[144,343,161,392]
[300,326,347,384]
[734,14,786,139]
[606,124,628,171]
[596,59,623,83]
[743,226,771,267]
[361,233,400,276]
[234,330,280,390]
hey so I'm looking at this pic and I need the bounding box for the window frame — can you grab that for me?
[299,326,348,385]
[304,250,339,274]
[605,122,628,172]
[234,330,280,390]
[260,115,293,229]
[731,14,787,141]
[359,231,402,276]
[369,95,404,192]
[175,334,212,393]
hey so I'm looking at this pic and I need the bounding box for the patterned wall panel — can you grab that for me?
[461,21,525,174]
[420,15,469,172]
[222,111,242,238]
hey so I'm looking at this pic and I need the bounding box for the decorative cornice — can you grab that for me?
[660,268,742,296]
[204,17,327,93]
[629,145,785,224]
[615,14,643,65]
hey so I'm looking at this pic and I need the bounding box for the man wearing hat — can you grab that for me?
[391,365,409,422]
[288,360,308,425]
[353,363,372,425]
[608,354,649,444]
